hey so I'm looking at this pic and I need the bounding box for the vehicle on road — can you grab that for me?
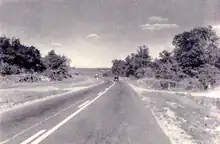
[95,74,99,79]
[113,76,119,82]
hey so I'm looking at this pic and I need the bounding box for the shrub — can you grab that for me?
[19,75,41,82]
[179,78,203,91]
[102,72,108,77]
[43,69,72,81]
[0,62,21,75]
[43,50,72,81]
[196,64,220,89]
[0,36,46,73]
[135,67,155,79]
[137,77,203,91]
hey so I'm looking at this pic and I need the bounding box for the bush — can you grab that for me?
[102,72,108,77]
[196,64,220,89]
[42,50,72,81]
[135,67,155,79]
[102,70,113,77]
[0,36,46,73]
[137,78,203,91]
[43,69,72,81]
[18,75,41,82]
[111,26,220,90]
[0,62,21,75]
[178,78,203,91]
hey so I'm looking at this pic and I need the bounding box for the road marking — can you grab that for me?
[31,82,115,144]
[98,92,103,96]
[0,100,82,144]
[20,130,46,144]
[77,100,90,108]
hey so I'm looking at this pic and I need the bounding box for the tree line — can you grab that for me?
[0,36,71,80]
[111,26,220,90]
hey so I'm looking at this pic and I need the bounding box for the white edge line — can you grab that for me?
[0,81,103,114]
[31,82,115,144]
[20,130,46,144]
[0,100,82,144]
[0,81,111,144]
[98,92,103,96]
[77,100,90,108]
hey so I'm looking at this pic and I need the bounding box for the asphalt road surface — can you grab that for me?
[0,79,171,144]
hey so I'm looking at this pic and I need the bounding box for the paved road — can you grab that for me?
[0,80,171,144]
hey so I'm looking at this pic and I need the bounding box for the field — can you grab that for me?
[0,70,105,113]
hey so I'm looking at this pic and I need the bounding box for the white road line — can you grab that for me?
[98,92,103,96]
[0,100,82,144]
[31,82,115,144]
[77,100,90,108]
[20,130,46,144]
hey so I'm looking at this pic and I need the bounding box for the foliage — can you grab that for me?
[111,59,126,76]
[111,26,220,90]
[180,78,204,91]
[43,50,72,81]
[43,50,70,70]
[196,64,220,89]
[0,36,72,81]
[103,70,112,77]
[0,36,46,74]
[172,26,220,77]
[112,45,152,78]
[0,61,21,75]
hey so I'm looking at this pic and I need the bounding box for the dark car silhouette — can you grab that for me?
[113,76,119,81]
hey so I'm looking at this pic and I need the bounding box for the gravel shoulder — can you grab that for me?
[128,82,220,144]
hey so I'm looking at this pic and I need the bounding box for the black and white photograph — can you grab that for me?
[0,0,220,144]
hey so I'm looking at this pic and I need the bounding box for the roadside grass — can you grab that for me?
[0,74,103,112]
[131,77,208,92]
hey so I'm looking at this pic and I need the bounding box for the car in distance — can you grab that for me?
[113,76,119,81]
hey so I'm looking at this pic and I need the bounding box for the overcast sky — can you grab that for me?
[0,0,220,68]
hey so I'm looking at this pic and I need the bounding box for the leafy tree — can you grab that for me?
[215,57,220,70]
[0,62,21,75]
[153,50,187,81]
[196,64,220,89]
[110,26,220,90]
[111,45,152,78]
[135,67,155,78]
[111,59,126,76]
[0,36,45,74]
[133,45,152,68]
[43,50,71,80]
[172,26,220,77]
[124,55,135,77]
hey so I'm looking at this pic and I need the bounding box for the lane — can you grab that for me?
[0,79,112,144]
[39,81,171,144]
[20,130,46,144]
[30,83,115,144]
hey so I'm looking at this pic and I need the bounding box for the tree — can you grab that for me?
[111,45,152,78]
[152,50,187,81]
[43,50,70,70]
[0,36,45,74]
[196,64,220,89]
[124,55,135,77]
[43,50,71,81]
[134,45,152,68]
[172,26,220,77]
[111,59,126,76]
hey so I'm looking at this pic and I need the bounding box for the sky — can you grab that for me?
[0,0,220,68]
